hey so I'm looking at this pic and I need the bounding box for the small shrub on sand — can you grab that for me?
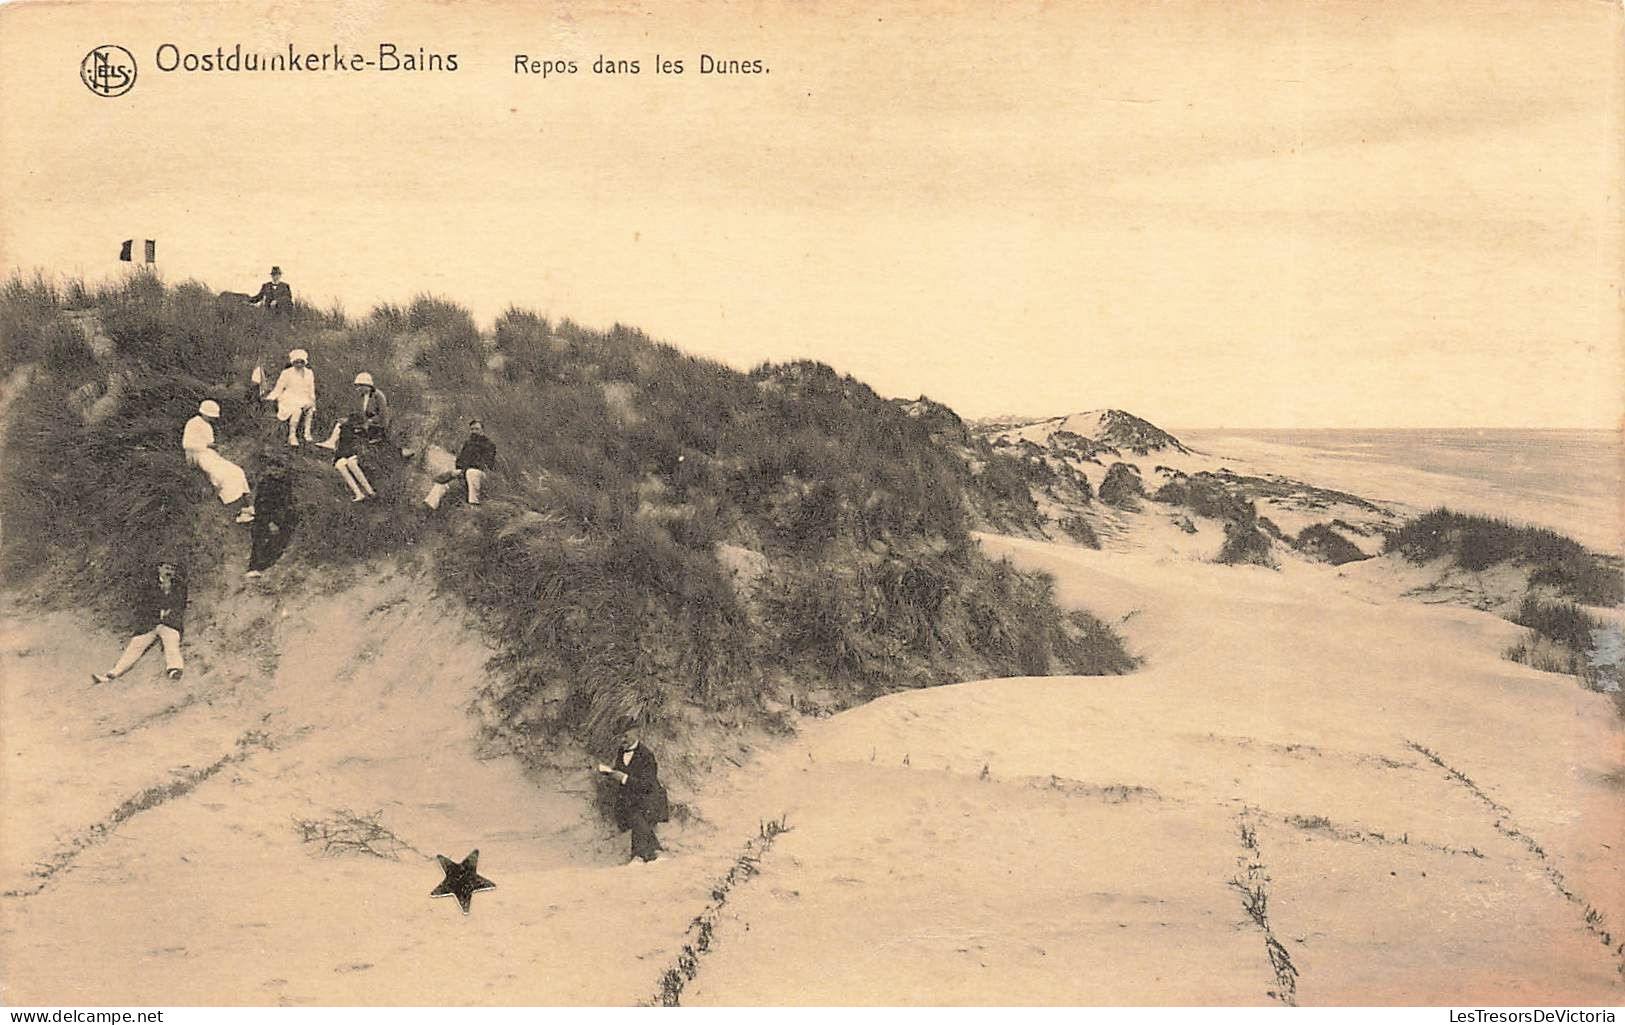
[1504,598,1621,701]
[1512,596,1601,652]
[1294,523,1369,566]
[1153,472,1250,522]
[1058,515,1101,549]
[1098,462,1144,508]
[1217,519,1274,567]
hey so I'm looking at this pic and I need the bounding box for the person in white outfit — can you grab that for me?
[183,400,255,521]
[263,348,317,446]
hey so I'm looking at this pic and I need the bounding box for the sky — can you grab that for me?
[1,0,1621,429]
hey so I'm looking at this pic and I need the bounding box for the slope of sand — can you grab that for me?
[3,538,1622,1004]
[0,570,728,1005]
[682,539,1624,1005]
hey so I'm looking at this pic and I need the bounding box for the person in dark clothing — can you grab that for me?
[597,723,669,863]
[331,413,378,503]
[318,372,392,449]
[92,562,189,683]
[246,456,298,578]
[245,266,293,316]
[425,419,496,508]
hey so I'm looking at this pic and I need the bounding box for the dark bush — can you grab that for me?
[1295,523,1369,565]
[1512,596,1601,652]
[1098,462,1144,508]
[492,307,555,384]
[1217,520,1273,566]
[1154,472,1253,523]
[406,295,485,388]
[1058,515,1101,549]
[1385,508,1622,606]
[42,321,97,382]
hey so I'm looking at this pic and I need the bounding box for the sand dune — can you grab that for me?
[2,532,1621,1004]
[680,537,1622,1004]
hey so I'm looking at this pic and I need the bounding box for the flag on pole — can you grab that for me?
[118,239,157,262]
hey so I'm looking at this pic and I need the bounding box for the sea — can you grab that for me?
[1175,428,1623,556]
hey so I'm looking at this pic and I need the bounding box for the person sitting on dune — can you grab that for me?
[262,349,317,447]
[425,419,495,509]
[92,561,189,684]
[330,412,378,503]
[318,372,391,449]
[183,400,255,522]
[245,265,293,317]
[246,453,298,579]
[596,721,670,863]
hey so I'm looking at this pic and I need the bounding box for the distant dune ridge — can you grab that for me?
[977,408,1194,457]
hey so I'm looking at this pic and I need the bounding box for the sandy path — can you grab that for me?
[3,538,1621,1004]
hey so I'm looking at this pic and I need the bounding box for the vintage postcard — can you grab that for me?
[1,0,1621,1010]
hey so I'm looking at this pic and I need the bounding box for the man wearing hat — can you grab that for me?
[425,418,496,509]
[182,399,255,521]
[246,266,293,316]
[263,349,318,446]
[92,560,190,684]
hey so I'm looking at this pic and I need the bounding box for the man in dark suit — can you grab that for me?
[246,266,293,316]
[597,722,670,862]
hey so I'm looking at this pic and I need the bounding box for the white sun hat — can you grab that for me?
[288,348,310,363]
[198,399,221,417]
[353,372,375,387]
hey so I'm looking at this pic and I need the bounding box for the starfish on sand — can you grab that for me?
[429,849,496,915]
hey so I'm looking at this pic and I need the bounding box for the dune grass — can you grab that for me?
[1,271,1137,756]
[1385,508,1622,606]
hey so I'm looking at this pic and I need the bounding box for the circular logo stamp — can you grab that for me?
[81,44,137,97]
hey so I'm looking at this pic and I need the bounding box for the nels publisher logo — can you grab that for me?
[81,44,137,97]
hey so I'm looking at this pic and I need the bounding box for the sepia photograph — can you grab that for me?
[0,0,1621,1011]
